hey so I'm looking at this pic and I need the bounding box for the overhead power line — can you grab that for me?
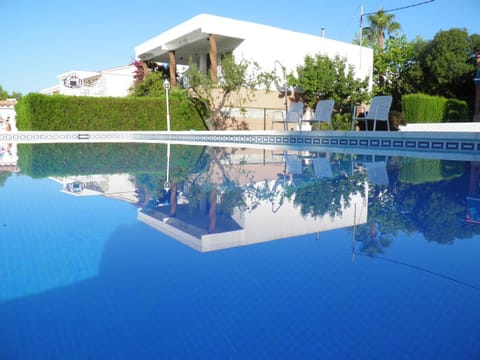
[362,0,435,17]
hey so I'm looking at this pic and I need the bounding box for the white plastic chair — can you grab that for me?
[271,102,304,130]
[306,99,335,129]
[351,95,392,131]
[312,156,333,178]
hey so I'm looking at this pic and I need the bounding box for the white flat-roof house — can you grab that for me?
[41,65,136,97]
[135,14,373,89]
[135,14,373,129]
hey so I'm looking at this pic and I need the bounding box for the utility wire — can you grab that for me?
[362,0,435,17]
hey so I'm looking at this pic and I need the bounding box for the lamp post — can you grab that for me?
[163,79,171,132]
[274,60,288,115]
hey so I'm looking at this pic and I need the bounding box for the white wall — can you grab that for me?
[231,22,372,90]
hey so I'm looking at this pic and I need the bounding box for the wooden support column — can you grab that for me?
[168,50,177,87]
[209,34,218,83]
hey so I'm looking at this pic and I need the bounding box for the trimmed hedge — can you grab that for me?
[15,92,207,131]
[402,93,468,123]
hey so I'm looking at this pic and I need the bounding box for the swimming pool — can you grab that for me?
[1,138,479,359]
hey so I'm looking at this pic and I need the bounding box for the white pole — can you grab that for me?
[359,5,364,69]
[163,79,171,132]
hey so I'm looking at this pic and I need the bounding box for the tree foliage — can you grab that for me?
[0,85,21,100]
[290,54,370,109]
[420,29,479,98]
[372,36,414,109]
[363,9,401,51]
[184,54,275,130]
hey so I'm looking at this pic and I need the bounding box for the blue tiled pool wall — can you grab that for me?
[1,131,479,155]
[162,133,480,152]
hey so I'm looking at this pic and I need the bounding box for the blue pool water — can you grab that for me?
[0,142,479,359]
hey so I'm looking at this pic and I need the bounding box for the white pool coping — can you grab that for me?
[1,126,480,161]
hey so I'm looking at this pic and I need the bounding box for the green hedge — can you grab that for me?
[402,93,468,123]
[17,143,206,180]
[15,93,207,131]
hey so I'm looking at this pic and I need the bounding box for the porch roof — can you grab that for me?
[134,14,246,65]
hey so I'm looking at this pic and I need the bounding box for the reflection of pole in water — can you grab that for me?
[164,143,171,192]
[352,203,357,263]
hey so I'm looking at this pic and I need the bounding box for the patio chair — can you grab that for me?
[312,156,333,178]
[271,101,304,130]
[286,153,303,175]
[304,99,335,129]
[351,95,392,131]
[364,160,389,186]
[353,155,389,186]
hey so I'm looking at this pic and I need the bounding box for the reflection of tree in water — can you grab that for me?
[0,171,12,188]
[135,149,480,246]
[172,147,251,233]
[134,145,211,209]
[355,186,397,256]
[292,172,367,218]
[373,158,480,246]
[397,181,479,244]
[355,224,392,256]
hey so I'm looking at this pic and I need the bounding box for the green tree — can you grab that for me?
[184,54,274,130]
[362,9,401,91]
[422,28,474,98]
[291,54,370,111]
[373,36,415,109]
[130,71,168,97]
[402,29,480,114]
[0,85,21,100]
[363,9,401,51]
[401,36,430,94]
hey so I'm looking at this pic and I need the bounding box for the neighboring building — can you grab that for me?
[50,174,138,203]
[41,65,136,97]
[0,99,17,132]
[135,14,373,88]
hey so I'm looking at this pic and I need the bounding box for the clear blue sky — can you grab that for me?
[2,0,478,95]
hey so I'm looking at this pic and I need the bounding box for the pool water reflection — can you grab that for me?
[0,142,479,359]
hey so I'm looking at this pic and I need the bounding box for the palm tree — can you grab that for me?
[364,9,401,51]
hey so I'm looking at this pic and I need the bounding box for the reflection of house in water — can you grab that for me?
[50,174,138,203]
[139,149,368,252]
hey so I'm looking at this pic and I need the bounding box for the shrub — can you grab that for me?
[402,93,468,123]
[15,93,207,131]
[445,99,469,122]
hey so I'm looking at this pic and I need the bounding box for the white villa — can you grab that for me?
[135,14,373,87]
[134,13,373,129]
[41,64,136,97]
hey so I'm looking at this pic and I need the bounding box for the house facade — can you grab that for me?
[134,14,373,130]
[135,14,373,89]
[41,65,136,97]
